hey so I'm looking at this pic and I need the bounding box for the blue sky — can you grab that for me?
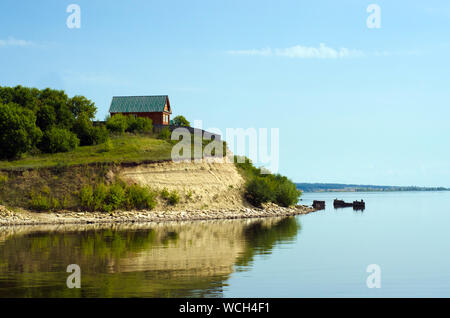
[1,0,449,187]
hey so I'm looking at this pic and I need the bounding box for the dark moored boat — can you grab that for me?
[312,200,325,210]
[333,199,365,210]
[333,199,353,208]
[352,200,365,210]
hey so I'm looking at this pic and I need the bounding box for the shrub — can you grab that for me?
[158,127,171,140]
[62,194,71,209]
[106,114,128,134]
[275,180,302,207]
[92,125,110,144]
[79,185,94,210]
[0,102,43,159]
[125,116,153,133]
[73,113,109,146]
[30,191,51,211]
[126,184,156,210]
[93,183,108,211]
[107,183,126,210]
[134,117,153,133]
[244,177,275,207]
[160,188,170,199]
[0,174,8,185]
[51,198,60,210]
[167,190,180,206]
[236,156,301,207]
[39,127,79,153]
[100,138,113,152]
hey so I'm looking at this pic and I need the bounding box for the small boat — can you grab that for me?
[333,199,353,208]
[333,199,365,210]
[352,200,365,210]
[312,200,325,210]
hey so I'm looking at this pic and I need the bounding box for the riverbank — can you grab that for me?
[0,203,316,226]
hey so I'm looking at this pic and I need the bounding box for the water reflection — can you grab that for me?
[0,217,300,298]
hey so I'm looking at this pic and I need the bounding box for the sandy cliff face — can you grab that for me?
[118,159,247,210]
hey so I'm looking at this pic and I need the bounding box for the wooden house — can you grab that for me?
[109,95,172,125]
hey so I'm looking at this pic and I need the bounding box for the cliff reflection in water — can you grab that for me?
[0,217,300,297]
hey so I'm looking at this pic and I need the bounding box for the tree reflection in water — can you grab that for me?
[0,217,300,297]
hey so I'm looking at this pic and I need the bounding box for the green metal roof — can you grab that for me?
[109,95,170,113]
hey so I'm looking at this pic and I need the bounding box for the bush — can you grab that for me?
[160,188,170,199]
[275,179,302,207]
[106,183,126,210]
[106,114,128,134]
[73,113,109,146]
[167,191,180,206]
[158,127,171,139]
[236,156,301,207]
[126,184,157,209]
[78,182,158,212]
[79,185,94,210]
[92,125,110,144]
[134,117,153,133]
[0,102,43,159]
[125,116,153,133]
[99,138,113,152]
[39,127,79,153]
[245,177,275,207]
[0,174,8,185]
[51,198,60,210]
[30,191,51,211]
[93,183,108,211]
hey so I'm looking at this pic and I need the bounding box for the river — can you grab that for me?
[0,191,449,297]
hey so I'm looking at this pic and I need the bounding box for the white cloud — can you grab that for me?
[228,43,364,59]
[0,37,34,48]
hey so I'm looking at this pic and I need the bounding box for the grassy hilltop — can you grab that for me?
[0,134,173,170]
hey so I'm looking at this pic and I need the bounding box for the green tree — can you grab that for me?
[73,113,109,146]
[68,95,97,120]
[172,115,190,127]
[36,104,57,131]
[39,127,79,153]
[0,102,42,159]
[38,88,74,129]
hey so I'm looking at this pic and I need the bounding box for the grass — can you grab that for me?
[0,133,228,210]
[0,134,174,170]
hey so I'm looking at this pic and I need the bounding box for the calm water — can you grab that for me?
[0,191,449,297]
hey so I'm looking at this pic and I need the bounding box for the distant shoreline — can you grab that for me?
[296,183,449,193]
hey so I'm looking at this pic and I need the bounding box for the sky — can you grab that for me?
[1,0,449,187]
